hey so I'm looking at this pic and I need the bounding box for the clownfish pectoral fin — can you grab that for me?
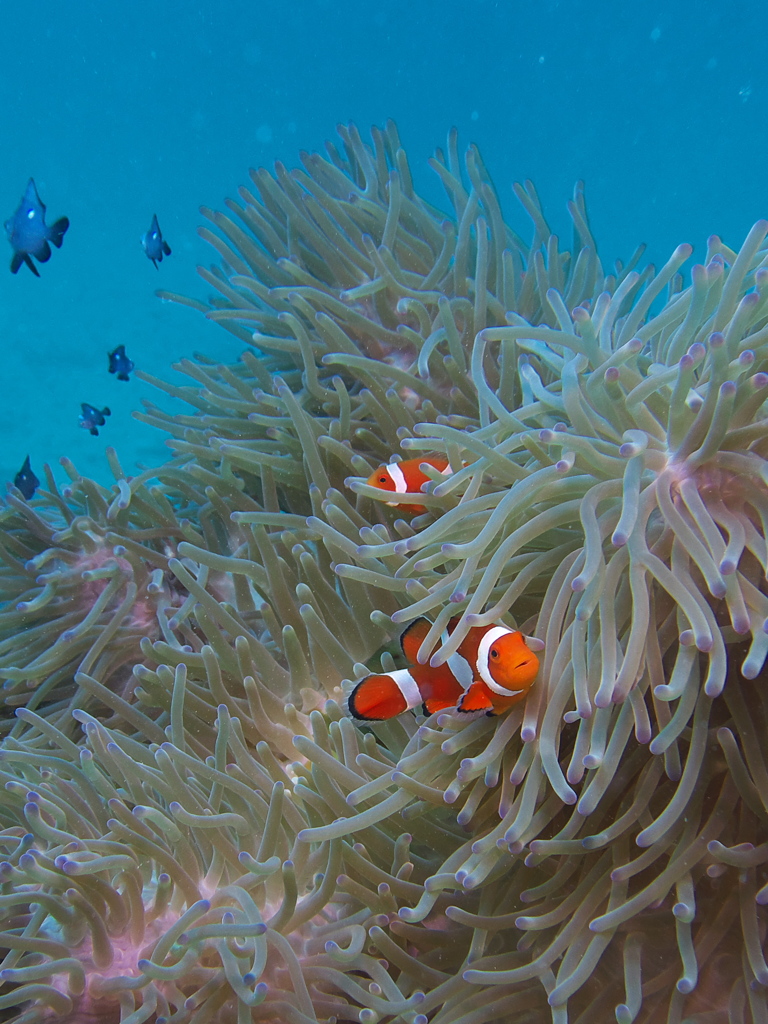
[400,617,433,663]
[422,696,458,715]
[457,681,495,713]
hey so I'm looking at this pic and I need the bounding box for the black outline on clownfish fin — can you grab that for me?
[457,681,494,713]
[422,696,458,715]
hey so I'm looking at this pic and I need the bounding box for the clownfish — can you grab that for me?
[365,456,452,514]
[348,616,540,721]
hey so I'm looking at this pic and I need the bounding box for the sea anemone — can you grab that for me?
[149,125,768,1019]
[0,454,200,736]
[3,122,768,1022]
[145,120,623,496]
[0,702,449,1023]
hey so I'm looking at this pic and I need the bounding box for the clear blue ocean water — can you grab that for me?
[2,0,765,488]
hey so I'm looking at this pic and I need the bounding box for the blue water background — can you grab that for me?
[1,0,765,487]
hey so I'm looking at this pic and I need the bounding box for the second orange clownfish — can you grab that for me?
[365,456,452,514]
[348,617,540,721]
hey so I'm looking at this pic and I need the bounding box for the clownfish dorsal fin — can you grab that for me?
[457,681,495,713]
[400,617,432,663]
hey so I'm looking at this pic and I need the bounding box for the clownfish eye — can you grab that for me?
[490,649,499,659]
[378,475,389,484]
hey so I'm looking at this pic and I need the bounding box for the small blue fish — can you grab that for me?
[79,403,111,436]
[141,214,171,268]
[5,179,69,277]
[108,345,135,382]
[13,456,39,499]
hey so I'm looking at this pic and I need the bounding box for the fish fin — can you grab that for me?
[22,254,40,277]
[37,241,52,263]
[422,696,457,714]
[10,253,24,274]
[89,427,98,436]
[162,241,171,256]
[457,681,494,713]
[50,217,69,248]
[347,674,408,721]
[152,259,159,269]
[400,617,432,663]
[103,407,111,417]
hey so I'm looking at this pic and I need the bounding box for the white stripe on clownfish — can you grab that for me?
[476,625,525,696]
[389,668,423,709]
[385,462,408,501]
[434,624,475,691]
[446,649,474,690]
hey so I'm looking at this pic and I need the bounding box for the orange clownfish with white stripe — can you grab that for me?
[366,456,452,514]
[348,617,540,721]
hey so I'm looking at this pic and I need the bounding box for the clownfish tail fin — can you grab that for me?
[348,668,423,721]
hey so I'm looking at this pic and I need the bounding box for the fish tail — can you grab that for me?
[50,217,69,248]
[348,668,423,721]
